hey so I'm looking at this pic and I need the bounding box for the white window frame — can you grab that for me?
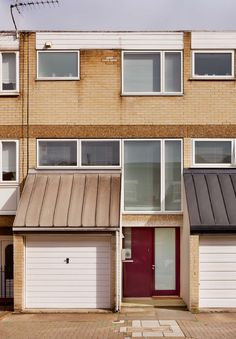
[192,139,234,167]
[80,139,121,169]
[121,139,183,214]
[192,50,234,79]
[37,50,80,80]
[121,50,183,96]
[0,51,19,95]
[37,139,79,169]
[0,140,19,184]
[37,139,121,169]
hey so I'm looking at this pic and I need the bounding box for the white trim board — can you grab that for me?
[192,32,236,49]
[36,32,184,50]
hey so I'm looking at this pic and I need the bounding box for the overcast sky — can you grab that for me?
[1,0,236,31]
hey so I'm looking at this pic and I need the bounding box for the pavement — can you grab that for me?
[0,309,236,338]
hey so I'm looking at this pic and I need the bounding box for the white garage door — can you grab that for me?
[25,235,111,309]
[199,236,236,308]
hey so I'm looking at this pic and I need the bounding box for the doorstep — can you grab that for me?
[121,297,186,311]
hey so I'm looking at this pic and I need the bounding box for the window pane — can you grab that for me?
[195,141,232,164]
[165,52,181,92]
[123,53,160,92]
[38,141,77,166]
[2,53,16,90]
[124,141,161,211]
[165,140,181,211]
[38,52,78,78]
[155,228,176,290]
[82,141,120,166]
[2,142,16,181]
[194,53,232,76]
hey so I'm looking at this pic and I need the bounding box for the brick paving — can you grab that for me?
[0,311,236,339]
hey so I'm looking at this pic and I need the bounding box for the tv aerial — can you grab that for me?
[10,1,60,34]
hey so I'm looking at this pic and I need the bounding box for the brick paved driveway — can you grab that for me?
[1,310,236,339]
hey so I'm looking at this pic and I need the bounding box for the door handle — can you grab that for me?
[152,264,155,270]
[64,258,70,264]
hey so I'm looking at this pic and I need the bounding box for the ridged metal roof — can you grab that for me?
[184,168,236,233]
[14,172,121,228]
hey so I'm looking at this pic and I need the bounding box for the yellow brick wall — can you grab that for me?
[1,32,236,127]
[13,234,25,311]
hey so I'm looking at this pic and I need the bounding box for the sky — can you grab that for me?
[1,0,236,31]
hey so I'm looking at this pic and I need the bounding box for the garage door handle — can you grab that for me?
[64,258,70,264]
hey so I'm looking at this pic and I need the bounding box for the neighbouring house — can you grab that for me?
[1,30,236,312]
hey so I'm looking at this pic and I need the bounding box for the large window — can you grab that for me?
[37,51,80,79]
[193,139,233,166]
[124,140,182,212]
[192,51,234,79]
[37,139,121,168]
[0,52,19,93]
[122,51,182,95]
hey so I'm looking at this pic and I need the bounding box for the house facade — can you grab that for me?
[1,30,236,311]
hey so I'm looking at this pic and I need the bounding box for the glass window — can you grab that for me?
[2,142,16,181]
[2,53,16,90]
[165,52,181,92]
[165,140,181,211]
[81,140,120,166]
[38,52,79,78]
[194,52,233,77]
[123,53,161,92]
[124,141,161,211]
[123,51,182,94]
[194,140,232,164]
[38,140,77,167]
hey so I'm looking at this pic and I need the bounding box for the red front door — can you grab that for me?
[123,227,180,297]
[123,228,153,297]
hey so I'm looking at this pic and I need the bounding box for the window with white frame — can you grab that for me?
[123,140,182,212]
[193,139,233,166]
[0,52,19,93]
[0,140,18,182]
[122,51,182,95]
[37,51,80,79]
[37,139,121,168]
[192,51,234,78]
[81,140,120,167]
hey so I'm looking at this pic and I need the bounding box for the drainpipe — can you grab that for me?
[115,230,119,312]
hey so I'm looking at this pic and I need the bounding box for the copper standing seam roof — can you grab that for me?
[184,168,236,234]
[13,172,121,228]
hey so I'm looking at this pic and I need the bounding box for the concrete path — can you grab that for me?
[0,309,236,338]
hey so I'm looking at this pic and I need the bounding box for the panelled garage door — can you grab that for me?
[25,235,112,309]
[199,236,236,308]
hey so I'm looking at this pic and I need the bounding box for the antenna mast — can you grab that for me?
[10,1,59,35]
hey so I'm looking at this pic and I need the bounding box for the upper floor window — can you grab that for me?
[37,51,80,80]
[81,140,120,167]
[192,51,234,79]
[124,139,182,212]
[193,139,233,166]
[0,52,19,94]
[122,51,182,95]
[37,139,121,168]
[0,140,18,182]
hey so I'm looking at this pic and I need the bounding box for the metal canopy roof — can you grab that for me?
[14,172,121,229]
[184,168,236,234]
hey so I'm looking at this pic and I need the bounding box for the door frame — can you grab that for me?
[152,227,180,296]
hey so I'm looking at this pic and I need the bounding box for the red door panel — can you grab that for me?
[123,228,153,297]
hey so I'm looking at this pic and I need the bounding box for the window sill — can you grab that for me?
[0,92,20,96]
[36,77,80,81]
[189,77,235,81]
[121,93,183,97]
[122,211,183,215]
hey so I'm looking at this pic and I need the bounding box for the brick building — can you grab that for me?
[1,31,236,312]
